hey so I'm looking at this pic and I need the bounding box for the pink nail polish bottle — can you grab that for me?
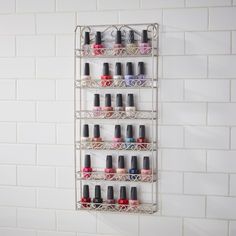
[115,94,124,112]
[116,155,127,181]
[139,30,151,55]
[106,186,116,208]
[93,94,101,117]
[141,156,152,182]
[82,32,91,56]
[92,124,102,148]
[113,30,123,56]
[112,125,122,149]
[102,94,113,117]
[129,187,139,207]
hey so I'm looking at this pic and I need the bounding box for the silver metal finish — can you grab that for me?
[74,23,159,214]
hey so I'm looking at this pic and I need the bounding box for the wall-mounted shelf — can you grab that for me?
[74,23,159,214]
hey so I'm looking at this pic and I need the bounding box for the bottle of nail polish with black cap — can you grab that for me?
[113,63,123,87]
[93,185,103,208]
[81,185,91,207]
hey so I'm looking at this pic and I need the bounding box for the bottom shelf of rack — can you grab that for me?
[77,202,157,214]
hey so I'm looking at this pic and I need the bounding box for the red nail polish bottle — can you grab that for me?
[93,185,103,208]
[118,186,129,209]
[112,125,122,149]
[102,94,113,117]
[81,185,91,208]
[106,186,116,208]
[92,31,104,56]
[101,63,112,87]
[137,125,147,149]
[92,125,102,148]
[104,155,115,180]
[83,154,92,179]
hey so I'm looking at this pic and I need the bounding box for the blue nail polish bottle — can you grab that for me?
[137,62,146,85]
[124,62,135,86]
[129,156,139,180]
[125,125,135,149]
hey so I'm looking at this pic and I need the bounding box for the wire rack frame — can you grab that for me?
[74,23,159,214]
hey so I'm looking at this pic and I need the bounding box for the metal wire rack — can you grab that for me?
[74,23,159,214]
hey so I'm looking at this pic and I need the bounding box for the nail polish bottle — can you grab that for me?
[115,94,124,112]
[126,30,136,55]
[92,125,102,148]
[129,187,139,207]
[118,186,129,209]
[106,186,116,206]
[83,32,90,56]
[93,185,103,208]
[83,154,93,179]
[81,124,90,142]
[129,156,139,180]
[125,125,135,149]
[113,62,123,87]
[93,94,101,117]
[137,125,147,149]
[92,31,103,56]
[125,62,135,87]
[112,125,122,149]
[102,94,113,117]
[113,30,123,55]
[137,62,146,85]
[139,30,151,55]
[125,94,136,118]
[104,155,115,180]
[141,156,152,181]
[101,63,112,87]
[116,155,127,181]
[81,63,91,86]
[81,184,91,208]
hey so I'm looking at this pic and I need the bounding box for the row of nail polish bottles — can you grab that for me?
[81,124,148,147]
[83,154,152,181]
[82,30,151,56]
[81,185,140,208]
[92,93,136,117]
[82,62,146,87]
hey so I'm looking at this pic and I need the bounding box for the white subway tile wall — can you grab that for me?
[0,1,235,236]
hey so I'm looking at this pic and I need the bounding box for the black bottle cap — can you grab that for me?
[94,185,101,199]
[131,156,138,169]
[83,124,89,137]
[143,156,150,170]
[116,94,123,107]
[84,154,91,168]
[120,186,127,199]
[115,30,122,44]
[115,62,122,76]
[141,30,148,43]
[103,63,110,76]
[127,94,134,107]
[118,155,125,168]
[105,94,111,107]
[130,187,138,200]
[139,125,145,138]
[128,30,135,44]
[84,32,90,45]
[114,125,121,138]
[84,63,90,76]
[94,94,100,107]
[106,155,113,169]
[126,62,133,75]
[95,31,102,44]
[83,185,90,198]
[93,125,100,138]
[107,186,114,200]
[138,62,145,75]
[126,125,133,138]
